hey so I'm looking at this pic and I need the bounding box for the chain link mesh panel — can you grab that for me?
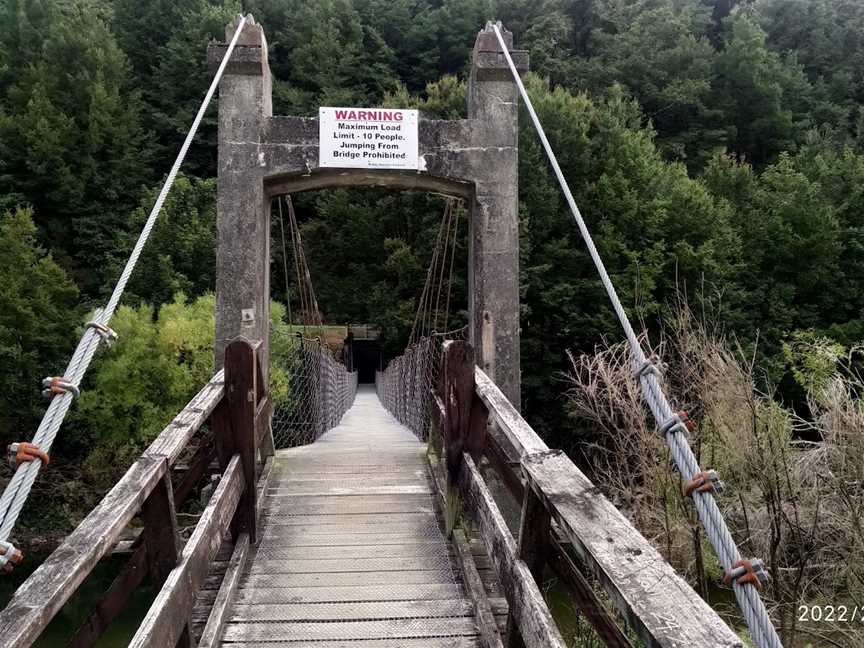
[271,332,358,448]
[376,329,466,441]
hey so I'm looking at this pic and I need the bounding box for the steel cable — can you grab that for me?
[490,22,782,648]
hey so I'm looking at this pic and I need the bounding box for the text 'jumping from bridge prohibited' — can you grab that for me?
[319,107,419,170]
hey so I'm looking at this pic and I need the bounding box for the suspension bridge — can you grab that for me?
[0,14,782,648]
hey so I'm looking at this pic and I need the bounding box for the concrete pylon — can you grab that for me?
[209,15,528,406]
[467,22,525,408]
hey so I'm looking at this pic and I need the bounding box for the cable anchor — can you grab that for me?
[0,541,23,573]
[7,442,50,468]
[724,559,769,590]
[41,377,79,399]
[86,320,118,347]
[684,469,724,497]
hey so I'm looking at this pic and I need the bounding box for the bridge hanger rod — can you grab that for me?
[491,22,782,648]
[0,15,251,551]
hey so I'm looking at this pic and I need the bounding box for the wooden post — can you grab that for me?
[440,341,476,535]
[506,484,552,648]
[212,338,260,543]
[139,464,191,646]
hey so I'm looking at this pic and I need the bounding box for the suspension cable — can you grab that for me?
[491,22,782,648]
[0,15,250,553]
[276,197,294,326]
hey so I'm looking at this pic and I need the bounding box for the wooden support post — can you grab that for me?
[66,543,149,648]
[506,477,552,648]
[139,464,191,646]
[440,341,475,535]
[212,338,260,543]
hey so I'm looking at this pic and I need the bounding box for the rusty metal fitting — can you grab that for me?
[7,442,50,468]
[86,320,118,347]
[0,541,23,573]
[41,376,79,399]
[723,558,769,589]
[684,469,724,497]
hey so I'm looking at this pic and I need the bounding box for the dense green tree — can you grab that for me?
[124,175,217,307]
[0,0,152,295]
[0,208,79,446]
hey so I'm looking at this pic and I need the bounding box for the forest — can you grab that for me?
[1,0,863,645]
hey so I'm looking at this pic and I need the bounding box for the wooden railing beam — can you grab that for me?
[128,455,244,648]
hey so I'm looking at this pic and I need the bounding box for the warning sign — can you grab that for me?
[319,107,419,170]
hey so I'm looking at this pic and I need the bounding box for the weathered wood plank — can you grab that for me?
[0,455,166,648]
[473,368,547,457]
[548,536,633,648]
[522,450,743,648]
[66,541,149,648]
[237,569,456,589]
[228,599,474,622]
[245,555,454,574]
[128,454,244,648]
[453,529,505,648]
[223,339,259,543]
[233,583,466,604]
[221,617,480,642]
[506,482,552,648]
[198,532,249,648]
[174,441,216,507]
[140,468,182,586]
[198,639,482,648]
[458,453,567,648]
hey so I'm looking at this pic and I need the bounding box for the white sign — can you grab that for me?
[319,107,419,170]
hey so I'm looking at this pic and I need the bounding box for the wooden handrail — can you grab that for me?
[0,370,225,648]
[439,342,744,648]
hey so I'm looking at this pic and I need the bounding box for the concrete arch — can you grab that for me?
[209,15,528,406]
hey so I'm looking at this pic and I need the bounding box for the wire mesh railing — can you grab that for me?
[271,332,358,448]
[376,328,467,441]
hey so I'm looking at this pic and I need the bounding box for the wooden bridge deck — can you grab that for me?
[215,386,489,646]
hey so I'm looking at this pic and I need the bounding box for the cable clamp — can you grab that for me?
[86,320,118,347]
[684,469,724,497]
[632,357,663,380]
[658,413,688,438]
[0,541,23,572]
[7,442,50,468]
[42,377,79,399]
[723,559,769,589]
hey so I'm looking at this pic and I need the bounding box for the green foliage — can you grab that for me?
[0,0,152,294]
[0,207,79,445]
[71,294,292,489]
[124,175,217,306]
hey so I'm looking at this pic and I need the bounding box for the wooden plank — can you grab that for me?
[251,543,448,560]
[174,441,216,507]
[140,467,182,585]
[221,617,480,642]
[548,536,633,648]
[128,454,244,648]
[233,583,466,604]
[228,599,474,622]
[238,570,455,589]
[0,454,166,648]
[223,339,259,543]
[506,484,552,648]
[458,453,567,648]
[199,532,250,648]
[522,450,743,648]
[66,541,149,648]
[217,636,482,647]
[453,529,505,648]
[245,555,454,574]
[473,368,547,457]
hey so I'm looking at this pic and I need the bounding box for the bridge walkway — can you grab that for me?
[214,385,497,646]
